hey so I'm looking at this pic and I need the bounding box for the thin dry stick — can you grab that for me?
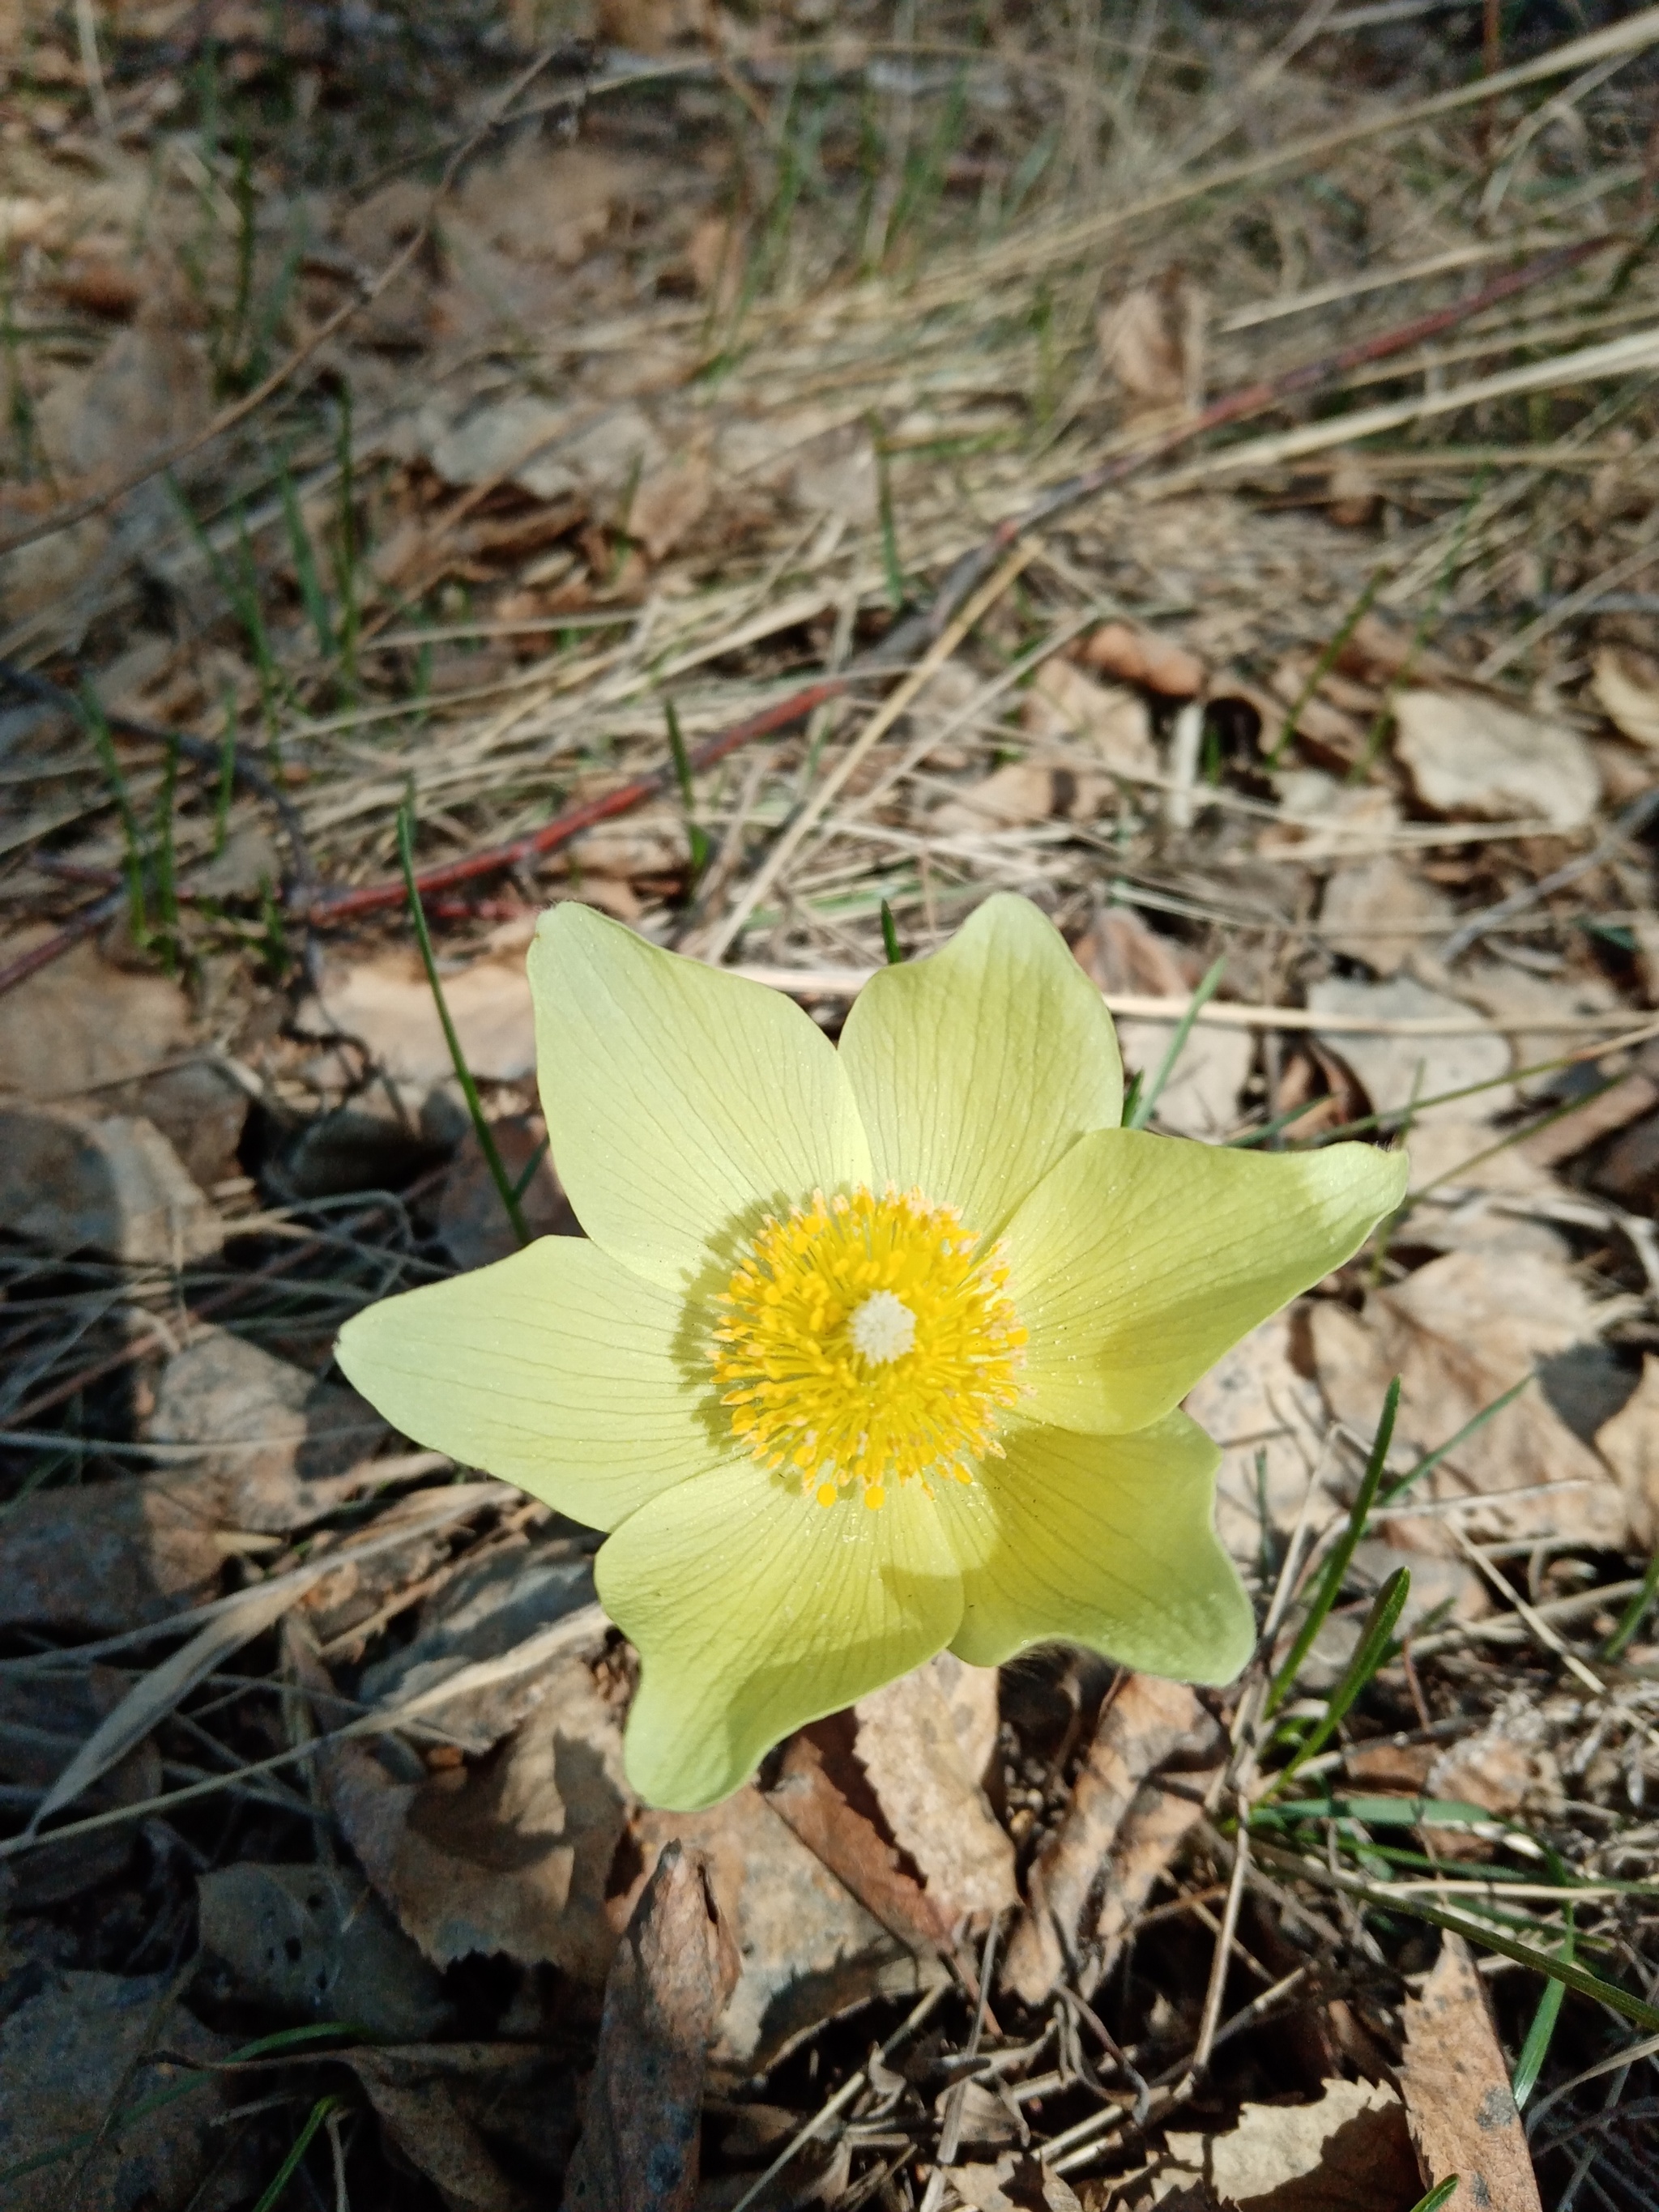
[702,541,1042,962]
[1452,1525,1606,1697]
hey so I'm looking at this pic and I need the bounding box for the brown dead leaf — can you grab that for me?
[1308,1246,1629,1548]
[1073,905,1193,998]
[1426,1715,1563,1841]
[1077,620,1205,698]
[1165,2078,1420,2212]
[1597,1353,1659,1548]
[0,1668,161,1909]
[346,2044,579,2212]
[766,1725,950,1952]
[1400,1935,1542,2212]
[1022,656,1160,778]
[1183,1311,1329,1562]
[0,1970,228,2212]
[1097,270,1205,416]
[1115,1016,1252,1140]
[1522,1069,1659,1167]
[300,951,535,1088]
[1307,974,1511,1126]
[629,1786,937,2078]
[1319,854,1452,978]
[1085,1766,1218,1999]
[0,1106,222,1262]
[197,1862,450,2039]
[0,1477,228,1637]
[852,1657,1017,1928]
[1593,644,1659,749]
[323,1643,627,1983]
[1392,688,1601,831]
[628,453,712,560]
[436,1113,578,1269]
[0,934,192,1098]
[458,143,656,269]
[1004,1673,1215,2003]
[931,757,1108,834]
[561,1842,740,2212]
[687,213,746,307]
[146,1327,388,1530]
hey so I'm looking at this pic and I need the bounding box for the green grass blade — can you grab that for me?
[1250,1838,1659,2030]
[249,2095,341,2212]
[1265,1377,1400,1716]
[880,898,903,965]
[1406,2180,1460,2212]
[664,697,710,885]
[83,684,148,948]
[1376,1375,1531,1511]
[1512,1918,1573,2109]
[1273,1566,1411,1789]
[1127,957,1226,1131]
[1602,1545,1659,1660]
[397,803,530,1251]
[278,462,334,658]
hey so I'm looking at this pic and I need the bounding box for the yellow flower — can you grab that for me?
[336,895,1405,1810]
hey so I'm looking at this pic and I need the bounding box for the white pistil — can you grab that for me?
[848,1289,917,1365]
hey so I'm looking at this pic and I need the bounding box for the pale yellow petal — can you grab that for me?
[335,1236,724,1529]
[838,893,1121,1238]
[1009,1130,1407,1432]
[596,1468,962,1809]
[936,1413,1253,1678]
[529,903,871,1288]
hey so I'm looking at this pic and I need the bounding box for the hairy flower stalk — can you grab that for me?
[339,895,1405,1809]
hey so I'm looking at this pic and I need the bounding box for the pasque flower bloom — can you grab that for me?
[337,895,1405,1809]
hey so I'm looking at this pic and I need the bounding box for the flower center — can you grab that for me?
[710,1185,1028,1511]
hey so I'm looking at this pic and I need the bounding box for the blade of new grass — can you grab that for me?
[1407,2181,1460,2212]
[1265,1378,1400,1716]
[397,803,529,1251]
[1266,561,1388,768]
[1127,957,1226,1131]
[249,2095,342,2212]
[664,697,711,887]
[1272,1566,1411,1792]
[83,685,148,948]
[880,898,903,964]
[1602,1546,1659,1660]
[1512,1913,1574,2108]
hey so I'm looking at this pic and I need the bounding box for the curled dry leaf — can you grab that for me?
[851,1656,1017,1928]
[1077,619,1205,698]
[1391,687,1601,832]
[1593,643,1659,749]
[0,1970,228,2212]
[560,1841,740,2212]
[297,951,537,1088]
[345,2044,580,2212]
[1309,1244,1629,1548]
[1318,854,1452,979]
[1004,1673,1217,2004]
[0,1667,160,1910]
[1114,1016,1253,1140]
[1165,2078,1420,2212]
[0,1106,224,1263]
[1097,270,1206,416]
[1021,657,1160,778]
[1597,1353,1659,1547]
[1073,905,1192,999]
[1307,974,1511,1127]
[1399,1935,1542,2212]
[766,1725,951,1952]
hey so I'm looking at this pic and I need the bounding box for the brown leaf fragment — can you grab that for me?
[1077,620,1205,698]
[1593,645,1659,749]
[561,1841,740,2212]
[1166,2078,1420,2212]
[1392,688,1600,831]
[0,1106,223,1262]
[1318,854,1452,978]
[0,1969,228,2212]
[1085,1766,1218,1998]
[1073,906,1193,998]
[1597,1353,1659,1548]
[629,1785,936,2078]
[0,935,190,1097]
[1520,1070,1659,1167]
[0,1667,161,1909]
[1098,271,1206,416]
[1399,1934,1543,2212]
[322,1645,629,1982]
[0,1476,228,1636]
[346,2044,580,2212]
[1307,1246,1628,1548]
[1021,657,1160,778]
[196,1862,451,2039]
[852,1660,1017,1927]
[766,1727,952,1952]
[1004,1674,1216,2003]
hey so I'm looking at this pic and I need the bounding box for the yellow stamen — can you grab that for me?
[710,1184,1027,1509]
